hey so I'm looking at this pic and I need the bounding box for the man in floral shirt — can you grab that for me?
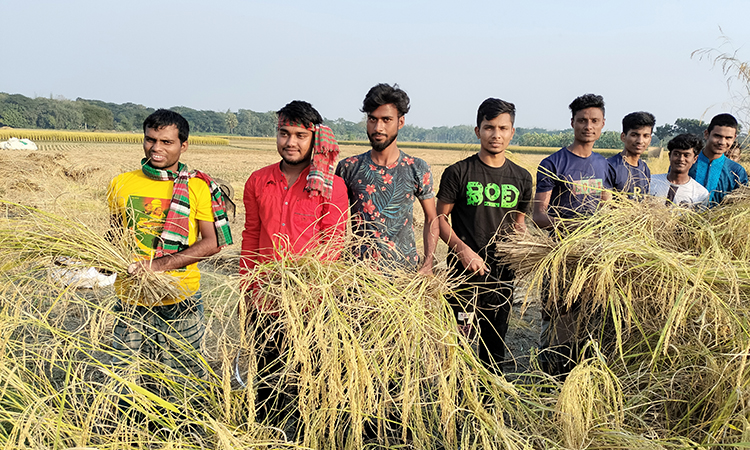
[336,83,437,273]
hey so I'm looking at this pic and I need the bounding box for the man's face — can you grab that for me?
[704,125,737,158]
[669,148,698,175]
[143,125,187,172]
[475,113,515,156]
[571,107,605,144]
[621,126,652,158]
[277,125,314,166]
[366,104,404,152]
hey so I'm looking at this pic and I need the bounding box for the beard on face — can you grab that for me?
[282,154,308,166]
[280,143,313,166]
[368,131,397,152]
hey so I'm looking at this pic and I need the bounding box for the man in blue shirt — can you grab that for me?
[608,112,654,199]
[688,113,748,205]
[533,93,615,378]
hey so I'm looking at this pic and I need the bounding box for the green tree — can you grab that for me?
[0,104,31,128]
[225,110,238,134]
[673,118,708,136]
[654,124,676,141]
[594,131,624,149]
[78,102,114,130]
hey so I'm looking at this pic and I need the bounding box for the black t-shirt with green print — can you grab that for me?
[437,154,533,264]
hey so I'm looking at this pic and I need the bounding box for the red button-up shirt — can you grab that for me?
[240,162,349,276]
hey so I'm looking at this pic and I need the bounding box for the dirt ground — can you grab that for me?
[505,288,542,374]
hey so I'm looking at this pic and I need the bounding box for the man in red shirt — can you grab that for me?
[241,100,348,279]
[240,100,348,420]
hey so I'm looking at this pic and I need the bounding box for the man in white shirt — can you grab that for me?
[650,133,709,208]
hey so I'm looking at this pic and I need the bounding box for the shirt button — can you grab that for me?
[282,223,285,226]
[285,202,288,205]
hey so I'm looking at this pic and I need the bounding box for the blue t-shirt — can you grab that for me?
[607,153,650,199]
[536,147,615,219]
[688,153,748,204]
[335,150,434,270]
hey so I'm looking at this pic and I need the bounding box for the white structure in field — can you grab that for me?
[1,137,38,150]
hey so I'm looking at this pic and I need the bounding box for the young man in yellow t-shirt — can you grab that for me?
[107,109,232,381]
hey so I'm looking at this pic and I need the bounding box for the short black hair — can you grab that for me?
[143,109,190,144]
[476,98,516,128]
[361,83,410,117]
[622,111,656,134]
[707,113,739,134]
[668,133,704,156]
[569,94,605,119]
[276,100,323,128]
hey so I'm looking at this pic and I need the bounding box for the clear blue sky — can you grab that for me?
[5,0,750,131]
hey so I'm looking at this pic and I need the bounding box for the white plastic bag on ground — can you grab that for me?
[1,137,38,150]
[49,257,116,288]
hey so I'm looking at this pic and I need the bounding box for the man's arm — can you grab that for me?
[436,200,488,275]
[532,190,553,229]
[513,210,527,234]
[418,197,438,275]
[240,177,261,276]
[319,178,350,261]
[129,219,220,274]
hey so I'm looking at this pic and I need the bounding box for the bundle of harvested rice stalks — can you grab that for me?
[236,247,536,450]
[497,196,746,349]
[0,200,183,304]
[497,194,750,445]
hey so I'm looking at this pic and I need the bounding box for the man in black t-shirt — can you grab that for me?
[436,98,533,372]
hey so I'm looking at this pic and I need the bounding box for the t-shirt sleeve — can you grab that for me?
[517,170,534,214]
[334,160,344,178]
[739,166,749,185]
[106,177,119,214]
[535,157,556,194]
[414,159,435,201]
[106,176,126,227]
[436,163,460,204]
[606,155,626,190]
[603,162,616,190]
[335,159,351,182]
[191,179,215,222]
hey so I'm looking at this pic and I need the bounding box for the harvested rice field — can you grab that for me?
[2,138,746,450]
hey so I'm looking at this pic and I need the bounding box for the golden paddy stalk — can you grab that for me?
[0,129,229,145]
[0,200,183,305]
[7,178,750,447]
[497,192,750,446]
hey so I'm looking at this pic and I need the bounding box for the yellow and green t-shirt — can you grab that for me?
[107,169,214,305]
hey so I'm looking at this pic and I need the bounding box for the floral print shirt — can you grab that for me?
[336,150,434,270]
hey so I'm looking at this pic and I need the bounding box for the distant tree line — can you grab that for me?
[513,129,625,149]
[0,92,737,147]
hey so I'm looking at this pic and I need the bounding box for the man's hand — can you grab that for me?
[458,247,489,276]
[127,259,157,276]
[532,191,554,229]
[127,220,220,276]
